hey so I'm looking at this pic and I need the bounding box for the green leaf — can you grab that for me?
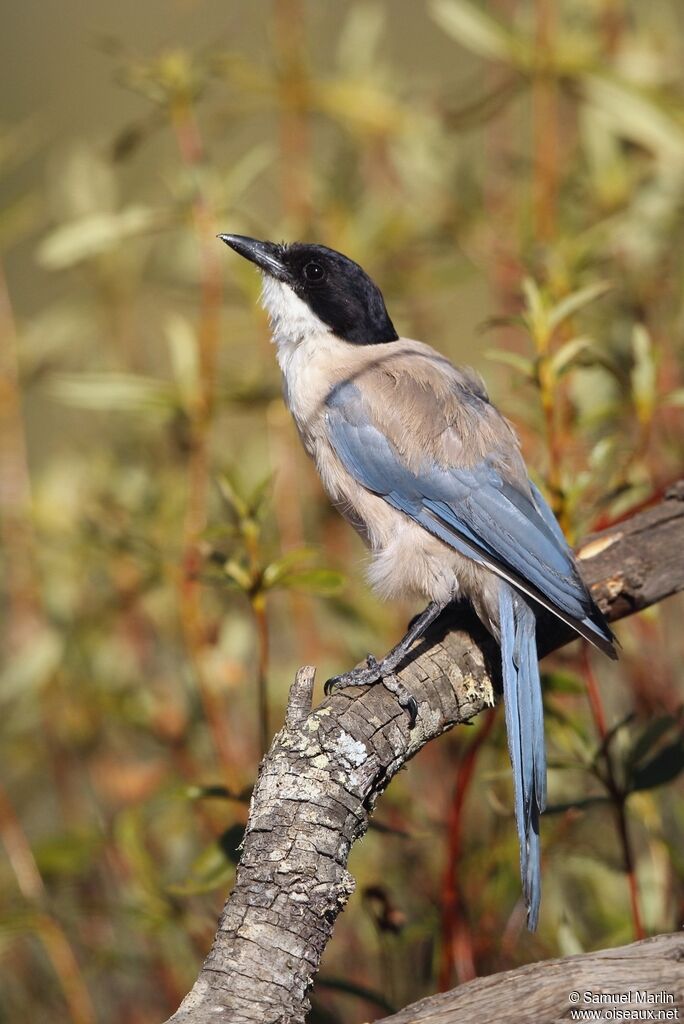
[520,277,554,350]
[247,473,275,518]
[485,348,534,377]
[664,388,684,407]
[544,795,613,816]
[222,558,253,591]
[544,701,592,749]
[522,277,546,330]
[627,715,678,769]
[223,143,274,202]
[582,74,684,164]
[478,314,526,333]
[550,337,595,376]
[33,830,102,879]
[48,372,174,415]
[37,205,162,269]
[318,79,405,136]
[217,474,249,520]
[217,824,245,864]
[631,324,657,424]
[262,547,318,589]
[547,282,611,333]
[182,784,251,803]
[429,0,518,64]
[541,670,585,695]
[166,313,200,412]
[336,1,386,73]
[588,436,616,470]
[594,712,635,764]
[367,819,411,838]
[0,626,63,704]
[631,737,684,792]
[166,840,235,896]
[275,568,345,595]
[114,807,166,912]
[316,976,396,1014]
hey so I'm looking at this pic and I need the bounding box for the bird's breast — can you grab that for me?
[274,332,497,603]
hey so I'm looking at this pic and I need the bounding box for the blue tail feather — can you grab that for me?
[499,585,546,930]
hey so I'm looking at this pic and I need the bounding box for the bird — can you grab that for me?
[218,233,617,930]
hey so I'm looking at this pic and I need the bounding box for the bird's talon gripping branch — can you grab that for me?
[324,655,419,725]
[324,662,418,726]
[380,673,419,727]
[324,660,381,696]
[323,676,335,697]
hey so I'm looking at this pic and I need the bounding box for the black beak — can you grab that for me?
[218,234,290,281]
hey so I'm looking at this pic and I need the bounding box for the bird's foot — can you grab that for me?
[324,655,418,728]
[324,654,381,695]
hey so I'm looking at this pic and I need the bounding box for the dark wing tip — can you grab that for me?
[578,587,619,660]
[583,614,619,659]
[606,635,620,660]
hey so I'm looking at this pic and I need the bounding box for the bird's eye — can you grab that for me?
[303,261,325,282]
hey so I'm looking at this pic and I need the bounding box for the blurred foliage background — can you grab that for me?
[1,1,684,1021]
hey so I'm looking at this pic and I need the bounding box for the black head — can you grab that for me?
[218,234,398,345]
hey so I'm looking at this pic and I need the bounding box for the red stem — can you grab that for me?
[532,0,559,244]
[252,596,270,759]
[274,0,311,229]
[439,709,497,989]
[581,645,645,940]
[170,98,234,777]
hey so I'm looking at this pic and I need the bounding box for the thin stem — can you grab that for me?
[582,643,609,738]
[266,0,321,667]
[581,645,645,940]
[532,0,559,243]
[0,783,96,1024]
[531,0,566,522]
[439,709,497,989]
[274,0,311,229]
[243,513,271,758]
[615,794,645,941]
[169,97,234,777]
[0,260,41,650]
[266,402,322,665]
[537,353,565,522]
[601,0,625,55]
[482,1,526,384]
[252,594,270,759]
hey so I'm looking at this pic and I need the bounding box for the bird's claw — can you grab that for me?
[324,657,419,729]
[405,696,417,729]
[404,694,419,728]
[380,673,419,728]
[324,657,381,696]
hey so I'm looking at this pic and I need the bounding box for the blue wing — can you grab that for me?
[325,378,615,928]
[325,380,614,656]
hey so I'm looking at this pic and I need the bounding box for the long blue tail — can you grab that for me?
[499,584,547,930]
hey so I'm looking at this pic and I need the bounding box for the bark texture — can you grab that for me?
[374,932,684,1024]
[165,483,684,1024]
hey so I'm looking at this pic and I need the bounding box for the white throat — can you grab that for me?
[259,274,353,432]
[260,276,330,366]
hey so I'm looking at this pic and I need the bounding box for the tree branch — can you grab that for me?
[164,482,684,1024]
[374,932,683,1024]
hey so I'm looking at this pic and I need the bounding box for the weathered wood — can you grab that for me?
[374,933,684,1024]
[578,480,684,618]
[164,484,684,1024]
